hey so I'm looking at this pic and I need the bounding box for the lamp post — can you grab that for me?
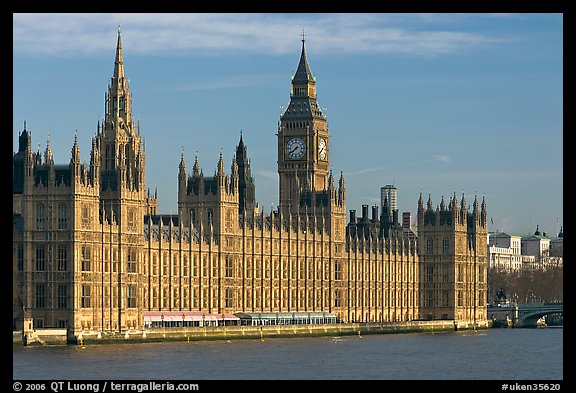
[182,313,185,328]
[161,313,164,328]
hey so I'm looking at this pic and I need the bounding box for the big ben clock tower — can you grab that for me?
[278,32,330,216]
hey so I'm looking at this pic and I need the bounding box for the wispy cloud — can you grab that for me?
[431,155,452,164]
[255,169,278,181]
[13,13,507,57]
[346,166,388,176]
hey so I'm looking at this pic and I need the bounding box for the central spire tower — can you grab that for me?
[278,32,330,216]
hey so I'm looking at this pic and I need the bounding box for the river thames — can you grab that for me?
[13,327,562,380]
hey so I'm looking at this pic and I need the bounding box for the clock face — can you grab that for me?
[286,138,306,160]
[318,138,327,161]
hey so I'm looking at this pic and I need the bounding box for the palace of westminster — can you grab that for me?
[13,30,488,337]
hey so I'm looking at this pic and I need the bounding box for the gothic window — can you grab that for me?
[457,291,463,307]
[36,203,45,230]
[81,285,91,308]
[152,254,158,275]
[127,285,137,308]
[104,287,110,308]
[162,252,168,276]
[128,209,135,229]
[57,285,67,308]
[105,145,110,170]
[183,288,189,308]
[225,255,233,278]
[58,245,67,271]
[212,256,218,277]
[112,248,118,272]
[426,238,433,255]
[264,258,269,279]
[125,145,129,167]
[334,290,341,307]
[81,245,91,272]
[17,245,24,272]
[127,249,137,273]
[81,205,90,227]
[191,209,196,224]
[35,284,45,308]
[103,247,109,272]
[183,256,188,276]
[35,245,45,271]
[225,288,233,308]
[58,203,67,230]
[172,255,178,276]
[152,288,158,308]
[334,261,341,280]
[162,288,169,308]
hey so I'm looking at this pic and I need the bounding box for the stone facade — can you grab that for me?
[13,30,488,339]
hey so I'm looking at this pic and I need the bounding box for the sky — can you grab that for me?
[12,13,563,237]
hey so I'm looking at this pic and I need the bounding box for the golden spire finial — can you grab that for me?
[301,28,306,43]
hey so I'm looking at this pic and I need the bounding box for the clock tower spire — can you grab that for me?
[278,32,330,217]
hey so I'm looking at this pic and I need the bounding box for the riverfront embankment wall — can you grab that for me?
[14,320,488,346]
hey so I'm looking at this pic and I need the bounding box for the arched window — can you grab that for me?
[58,203,67,230]
[225,255,233,278]
[36,203,45,230]
[426,238,434,255]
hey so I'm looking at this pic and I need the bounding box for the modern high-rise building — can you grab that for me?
[13,30,488,341]
[381,185,397,214]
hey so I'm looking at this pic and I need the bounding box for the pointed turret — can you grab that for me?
[534,225,541,236]
[192,152,201,177]
[473,195,479,214]
[418,193,424,212]
[338,171,345,191]
[427,194,433,211]
[178,148,187,197]
[217,148,225,175]
[481,195,487,227]
[44,135,53,166]
[293,30,314,84]
[71,131,81,165]
[440,195,446,211]
[114,27,125,82]
[235,133,256,214]
[179,148,186,175]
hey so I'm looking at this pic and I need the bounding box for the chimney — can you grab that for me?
[372,205,378,222]
[393,209,399,225]
[349,210,356,224]
[362,205,369,221]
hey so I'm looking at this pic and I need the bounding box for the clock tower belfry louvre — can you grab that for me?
[13,31,487,341]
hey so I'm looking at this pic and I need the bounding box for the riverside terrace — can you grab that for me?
[143,311,338,327]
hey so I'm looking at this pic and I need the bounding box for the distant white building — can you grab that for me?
[488,232,535,272]
[488,225,563,272]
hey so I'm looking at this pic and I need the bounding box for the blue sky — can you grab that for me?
[13,13,563,236]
